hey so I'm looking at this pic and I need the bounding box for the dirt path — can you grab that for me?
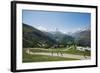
[26,49,91,60]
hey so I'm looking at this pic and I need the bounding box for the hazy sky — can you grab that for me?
[22,10,91,33]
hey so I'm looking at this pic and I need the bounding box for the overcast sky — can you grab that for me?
[22,10,91,34]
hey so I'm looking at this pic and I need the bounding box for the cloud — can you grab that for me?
[36,26,47,31]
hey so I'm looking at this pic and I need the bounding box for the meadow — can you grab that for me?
[23,47,90,63]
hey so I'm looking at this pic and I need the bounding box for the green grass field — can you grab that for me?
[29,47,91,56]
[23,47,90,63]
[23,50,79,63]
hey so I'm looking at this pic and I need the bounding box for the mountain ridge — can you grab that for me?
[23,23,91,48]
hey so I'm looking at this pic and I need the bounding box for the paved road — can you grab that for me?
[26,49,91,60]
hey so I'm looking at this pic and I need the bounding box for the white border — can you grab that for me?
[16,3,96,70]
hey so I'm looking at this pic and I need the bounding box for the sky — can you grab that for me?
[22,10,91,34]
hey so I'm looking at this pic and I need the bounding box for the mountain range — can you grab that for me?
[23,23,91,48]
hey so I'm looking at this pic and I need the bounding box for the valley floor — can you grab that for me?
[23,48,91,63]
[26,49,90,60]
